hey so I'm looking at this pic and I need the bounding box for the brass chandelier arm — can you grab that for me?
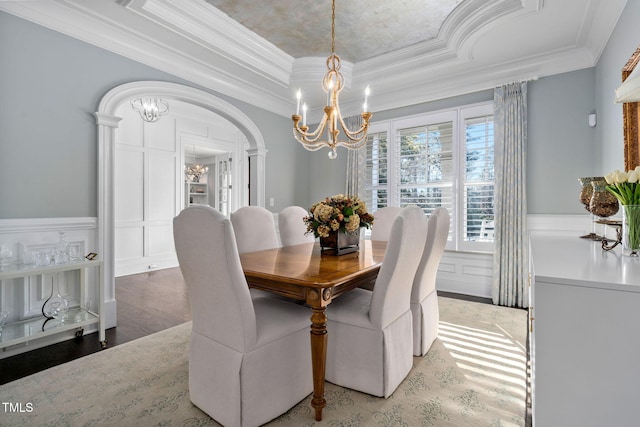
[334,102,371,141]
[293,111,331,143]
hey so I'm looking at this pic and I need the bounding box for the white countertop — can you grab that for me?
[530,233,640,293]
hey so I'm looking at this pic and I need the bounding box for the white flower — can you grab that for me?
[629,170,640,183]
[605,173,615,185]
[613,170,629,184]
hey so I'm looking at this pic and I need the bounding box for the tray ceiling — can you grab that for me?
[0,0,628,117]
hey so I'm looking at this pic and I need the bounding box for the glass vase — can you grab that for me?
[622,205,640,257]
[578,177,597,239]
[589,178,619,218]
[578,177,595,211]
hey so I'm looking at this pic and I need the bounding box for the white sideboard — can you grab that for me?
[530,233,640,427]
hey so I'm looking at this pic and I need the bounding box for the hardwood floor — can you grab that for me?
[0,267,191,385]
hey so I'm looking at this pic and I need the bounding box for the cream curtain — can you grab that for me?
[492,82,529,308]
[345,115,364,197]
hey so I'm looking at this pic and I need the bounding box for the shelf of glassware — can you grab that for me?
[0,259,105,350]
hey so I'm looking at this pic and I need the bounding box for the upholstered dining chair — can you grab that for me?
[324,205,429,398]
[278,206,315,246]
[370,206,402,241]
[173,206,313,427]
[411,207,450,356]
[230,206,280,253]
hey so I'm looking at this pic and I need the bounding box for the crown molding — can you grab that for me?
[0,0,626,119]
[578,0,628,64]
[125,0,293,86]
[0,0,294,115]
[355,0,539,82]
[365,45,597,114]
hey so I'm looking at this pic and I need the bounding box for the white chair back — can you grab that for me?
[173,205,257,350]
[370,205,429,328]
[370,206,402,241]
[410,206,450,356]
[230,206,280,253]
[411,207,449,302]
[279,206,315,246]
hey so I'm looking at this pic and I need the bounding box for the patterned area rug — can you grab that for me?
[0,297,527,426]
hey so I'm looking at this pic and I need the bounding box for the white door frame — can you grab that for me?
[94,81,267,327]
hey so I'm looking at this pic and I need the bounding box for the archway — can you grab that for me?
[95,81,267,327]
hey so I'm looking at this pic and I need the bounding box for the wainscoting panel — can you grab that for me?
[436,251,493,298]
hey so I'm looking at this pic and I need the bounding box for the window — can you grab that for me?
[364,130,388,211]
[362,102,494,252]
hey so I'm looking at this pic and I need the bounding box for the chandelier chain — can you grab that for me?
[331,0,335,54]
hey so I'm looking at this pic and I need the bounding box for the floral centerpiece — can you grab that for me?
[605,167,640,256]
[304,194,374,255]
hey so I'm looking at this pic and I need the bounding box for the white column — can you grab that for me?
[94,112,122,328]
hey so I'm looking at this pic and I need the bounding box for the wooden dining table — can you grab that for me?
[239,239,386,421]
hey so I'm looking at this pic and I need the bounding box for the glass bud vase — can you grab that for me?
[622,205,640,257]
[55,232,70,264]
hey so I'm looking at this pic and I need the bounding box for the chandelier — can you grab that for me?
[131,97,169,123]
[184,145,209,182]
[185,163,208,182]
[292,0,372,159]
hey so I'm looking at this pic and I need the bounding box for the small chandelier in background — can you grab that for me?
[131,97,169,123]
[185,145,208,182]
[292,0,372,159]
[185,163,208,183]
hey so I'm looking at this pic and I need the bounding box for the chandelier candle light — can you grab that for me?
[292,0,372,159]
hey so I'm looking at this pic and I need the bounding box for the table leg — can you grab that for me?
[310,306,327,421]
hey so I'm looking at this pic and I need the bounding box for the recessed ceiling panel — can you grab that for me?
[205,0,462,62]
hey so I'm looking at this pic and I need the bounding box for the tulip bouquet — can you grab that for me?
[605,167,640,255]
[605,167,640,205]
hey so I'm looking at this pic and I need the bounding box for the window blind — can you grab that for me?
[360,102,494,252]
[397,123,454,219]
[364,130,389,211]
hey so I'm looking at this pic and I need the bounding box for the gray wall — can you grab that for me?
[527,69,597,214]
[595,0,640,176]
[0,11,302,219]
